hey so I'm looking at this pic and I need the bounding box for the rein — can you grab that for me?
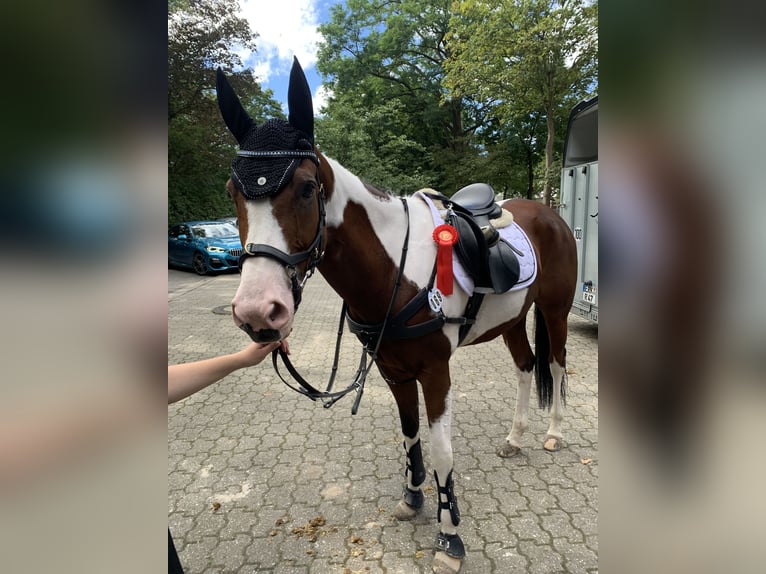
[271,197,411,414]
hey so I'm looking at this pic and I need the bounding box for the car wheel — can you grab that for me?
[192,252,209,275]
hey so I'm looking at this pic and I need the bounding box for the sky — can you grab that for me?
[236,0,340,115]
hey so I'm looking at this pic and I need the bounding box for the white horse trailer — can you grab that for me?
[559,96,598,323]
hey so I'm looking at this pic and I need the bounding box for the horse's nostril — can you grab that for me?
[269,302,288,324]
[231,304,244,326]
[231,299,290,333]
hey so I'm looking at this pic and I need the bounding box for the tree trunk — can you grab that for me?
[526,144,534,200]
[543,111,555,206]
[449,98,464,153]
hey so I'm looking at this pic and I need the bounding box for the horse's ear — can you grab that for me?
[288,57,314,142]
[216,67,254,145]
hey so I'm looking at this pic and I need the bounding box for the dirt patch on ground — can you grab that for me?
[287,515,338,543]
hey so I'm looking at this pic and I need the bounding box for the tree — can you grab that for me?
[317,0,489,194]
[476,112,548,199]
[316,94,434,194]
[445,0,598,205]
[168,0,283,224]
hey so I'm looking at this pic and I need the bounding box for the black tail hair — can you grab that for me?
[533,305,566,409]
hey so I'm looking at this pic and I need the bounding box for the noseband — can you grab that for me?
[235,150,326,311]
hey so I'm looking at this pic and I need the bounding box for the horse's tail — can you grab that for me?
[534,305,554,409]
[534,305,568,410]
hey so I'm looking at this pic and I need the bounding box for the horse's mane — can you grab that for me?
[362,180,395,200]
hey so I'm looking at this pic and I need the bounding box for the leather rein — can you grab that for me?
[270,197,410,415]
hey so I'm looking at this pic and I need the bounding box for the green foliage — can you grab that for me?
[316,0,596,203]
[445,0,598,204]
[317,0,486,194]
[168,0,283,225]
[316,94,435,194]
[167,0,597,220]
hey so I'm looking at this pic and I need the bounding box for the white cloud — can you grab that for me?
[313,84,333,116]
[251,60,273,84]
[238,0,322,84]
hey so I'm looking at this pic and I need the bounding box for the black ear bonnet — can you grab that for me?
[230,120,317,200]
[217,57,318,201]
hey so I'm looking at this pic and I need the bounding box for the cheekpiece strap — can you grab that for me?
[236,149,319,164]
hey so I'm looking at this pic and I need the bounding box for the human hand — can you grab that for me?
[234,341,281,368]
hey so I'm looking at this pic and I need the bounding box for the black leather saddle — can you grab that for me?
[426,184,520,294]
[450,183,503,225]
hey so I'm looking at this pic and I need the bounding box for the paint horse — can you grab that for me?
[216,59,577,574]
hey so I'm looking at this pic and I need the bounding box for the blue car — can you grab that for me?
[168,220,243,275]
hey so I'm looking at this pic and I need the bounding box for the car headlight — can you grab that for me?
[206,246,226,253]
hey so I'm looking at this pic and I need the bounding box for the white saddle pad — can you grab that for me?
[414,191,537,295]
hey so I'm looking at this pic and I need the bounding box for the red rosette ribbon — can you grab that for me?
[432,224,458,296]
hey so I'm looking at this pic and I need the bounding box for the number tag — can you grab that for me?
[428,288,444,313]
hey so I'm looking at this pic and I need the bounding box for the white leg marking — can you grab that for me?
[546,360,565,441]
[506,367,533,448]
[429,391,458,535]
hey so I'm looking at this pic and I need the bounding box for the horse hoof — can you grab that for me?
[393,500,419,521]
[497,442,522,458]
[432,551,463,574]
[543,436,563,451]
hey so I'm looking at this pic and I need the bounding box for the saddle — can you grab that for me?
[427,183,520,294]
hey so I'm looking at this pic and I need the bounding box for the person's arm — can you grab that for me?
[168,341,286,404]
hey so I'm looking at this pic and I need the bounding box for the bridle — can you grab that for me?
[232,147,413,414]
[235,149,326,312]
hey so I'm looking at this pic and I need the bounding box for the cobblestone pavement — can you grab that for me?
[169,271,598,573]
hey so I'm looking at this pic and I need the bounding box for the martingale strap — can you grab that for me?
[346,258,485,348]
[270,301,372,409]
[346,285,447,347]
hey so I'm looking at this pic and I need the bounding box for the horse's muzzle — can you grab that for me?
[239,323,282,343]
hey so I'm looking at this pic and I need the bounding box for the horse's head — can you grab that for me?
[216,58,331,343]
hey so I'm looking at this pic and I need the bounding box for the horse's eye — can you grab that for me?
[301,182,315,198]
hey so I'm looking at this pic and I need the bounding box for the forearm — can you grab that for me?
[168,352,247,404]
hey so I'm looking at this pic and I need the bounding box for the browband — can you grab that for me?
[236,149,319,164]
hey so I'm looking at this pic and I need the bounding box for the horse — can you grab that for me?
[215,58,577,574]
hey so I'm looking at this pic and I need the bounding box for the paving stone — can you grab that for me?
[169,271,598,572]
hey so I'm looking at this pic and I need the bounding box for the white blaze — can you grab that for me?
[231,200,295,337]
